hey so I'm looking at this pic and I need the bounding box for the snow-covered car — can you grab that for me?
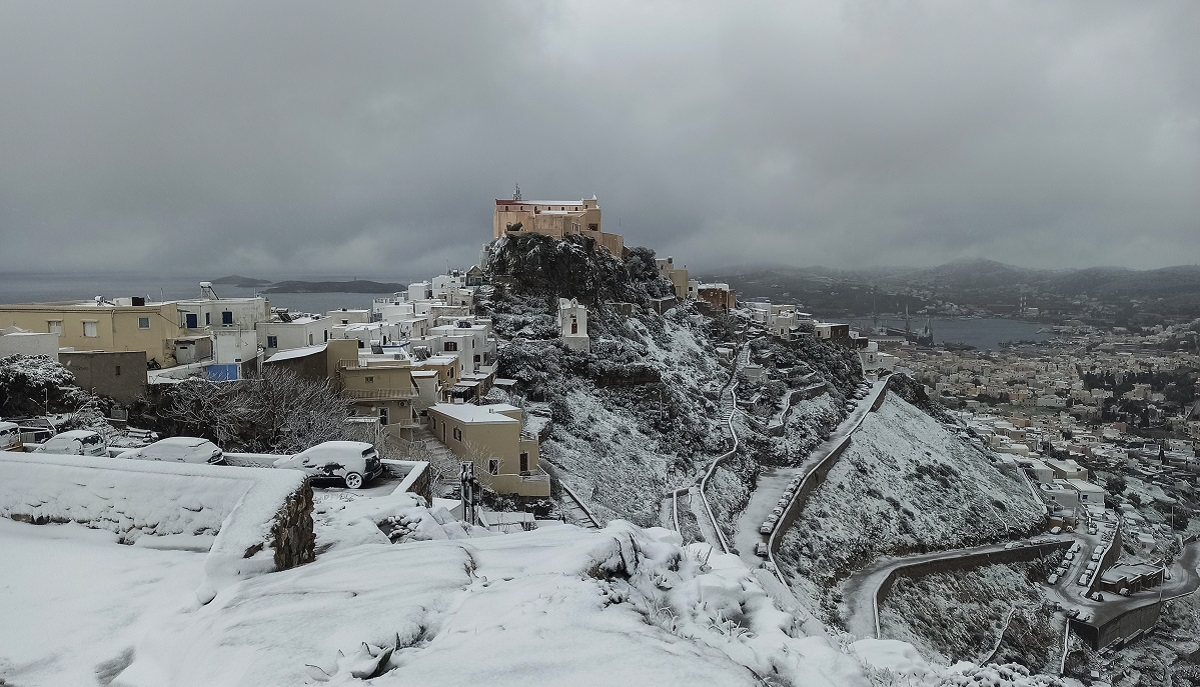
[273,441,383,489]
[755,542,768,557]
[1047,573,1059,585]
[34,430,108,457]
[0,421,21,450]
[118,437,225,465]
[759,521,774,535]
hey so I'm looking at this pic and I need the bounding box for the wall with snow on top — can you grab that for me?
[0,453,312,600]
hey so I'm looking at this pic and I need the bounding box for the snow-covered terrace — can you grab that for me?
[0,452,311,599]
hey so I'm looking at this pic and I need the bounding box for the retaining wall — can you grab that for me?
[768,378,891,556]
[874,541,1073,611]
[1070,601,1161,651]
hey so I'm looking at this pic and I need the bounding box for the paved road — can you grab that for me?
[841,537,1200,640]
[732,378,887,568]
[841,539,1069,639]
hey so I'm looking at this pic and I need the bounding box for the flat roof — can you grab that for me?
[265,344,327,362]
[429,403,519,424]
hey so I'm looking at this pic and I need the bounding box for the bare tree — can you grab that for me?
[157,367,352,454]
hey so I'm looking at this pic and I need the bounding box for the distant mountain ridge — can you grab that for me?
[701,259,1200,320]
[711,259,1200,298]
[211,275,272,287]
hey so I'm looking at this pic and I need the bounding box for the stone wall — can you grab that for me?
[268,481,315,570]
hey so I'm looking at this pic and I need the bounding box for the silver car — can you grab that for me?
[118,437,225,465]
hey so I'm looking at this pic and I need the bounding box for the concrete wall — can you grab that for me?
[59,350,148,404]
[875,541,1073,611]
[1070,601,1160,651]
[0,331,59,357]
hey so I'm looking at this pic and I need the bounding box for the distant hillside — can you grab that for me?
[263,280,406,294]
[211,275,272,287]
[707,260,1200,319]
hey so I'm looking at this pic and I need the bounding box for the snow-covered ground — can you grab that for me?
[0,509,1081,687]
[0,519,208,686]
[0,507,921,687]
[775,395,1045,620]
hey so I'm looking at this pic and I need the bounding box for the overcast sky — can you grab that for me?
[1,1,1197,277]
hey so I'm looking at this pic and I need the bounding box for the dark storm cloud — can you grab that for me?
[1,1,1196,276]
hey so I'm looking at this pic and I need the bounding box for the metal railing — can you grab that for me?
[343,388,419,400]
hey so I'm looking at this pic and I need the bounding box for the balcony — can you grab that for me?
[344,388,419,401]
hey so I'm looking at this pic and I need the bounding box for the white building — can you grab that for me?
[557,298,590,353]
[257,314,332,357]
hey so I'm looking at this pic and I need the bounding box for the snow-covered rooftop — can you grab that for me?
[265,343,328,362]
[430,403,520,424]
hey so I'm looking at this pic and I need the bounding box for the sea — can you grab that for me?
[0,271,412,315]
[846,316,1052,350]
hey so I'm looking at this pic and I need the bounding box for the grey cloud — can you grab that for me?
[1,1,1196,277]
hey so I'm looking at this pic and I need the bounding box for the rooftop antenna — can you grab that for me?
[512,183,522,202]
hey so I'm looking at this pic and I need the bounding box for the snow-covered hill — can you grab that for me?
[483,234,864,529]
[775,394,1045,621]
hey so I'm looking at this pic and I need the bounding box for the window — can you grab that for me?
[48,321,62,335]
[444,341,458,352]
[474,354,481,363]
[83,321,98,337]
[520,452,529,473]
[453,427,462,441]
[488,459,501,476]
[365,376,374,383]
[204,313,210,326]
[221,311,233,325]
[266,336,278,348]
[323,330,328,342]
[138,317,150,329]
[114,365,121,376]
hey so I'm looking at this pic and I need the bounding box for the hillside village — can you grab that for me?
[2,194,1200,687]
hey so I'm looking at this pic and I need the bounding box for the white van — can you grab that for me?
[0,422,21,451]
[35,430,108,457]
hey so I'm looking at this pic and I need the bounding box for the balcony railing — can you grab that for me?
[344,388,419,400]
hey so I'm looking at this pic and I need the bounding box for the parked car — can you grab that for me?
[273,441,382,489]
[0,421,21,450]
[34,430,108,457]
[759,521,774,535]
[755,542,768,557]
[118,437,225,465]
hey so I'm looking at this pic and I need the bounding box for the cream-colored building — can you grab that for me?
[655,257,690,300]
[427,402,549,497]
[493,193,624,256]
[337,356,420,441]
[0,299,184,364]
